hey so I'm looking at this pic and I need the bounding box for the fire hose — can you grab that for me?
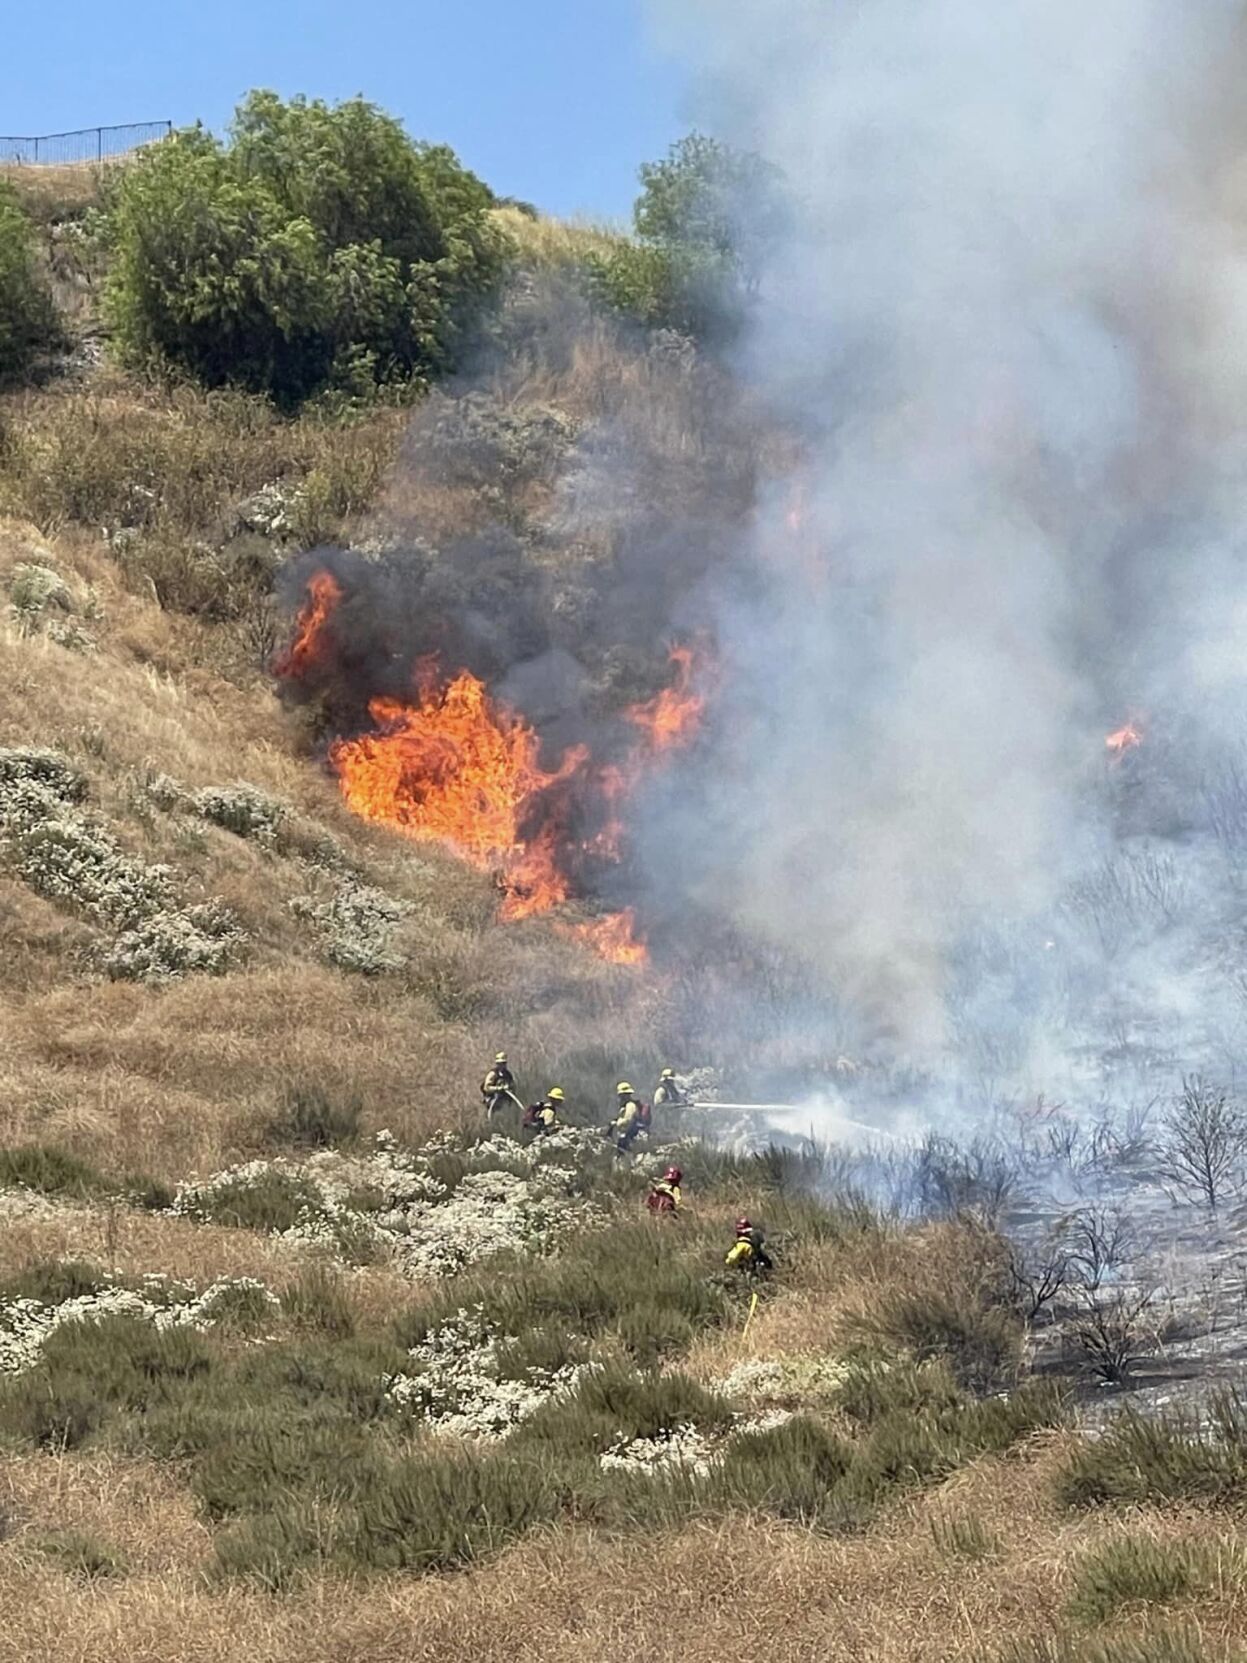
[689,1102,901,1142]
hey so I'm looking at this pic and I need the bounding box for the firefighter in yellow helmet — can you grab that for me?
[522,1087,564,1137]
[608,1081,650,1152]
[725,1216,773,1275]
[653,1067,691,1109]
[481,1052,517,1117]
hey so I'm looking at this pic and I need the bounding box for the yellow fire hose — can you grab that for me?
[741,1290,759,1343]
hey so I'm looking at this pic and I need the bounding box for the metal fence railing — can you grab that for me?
[0,121,172,167]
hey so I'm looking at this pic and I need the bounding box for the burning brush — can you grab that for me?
[276,569,708,964]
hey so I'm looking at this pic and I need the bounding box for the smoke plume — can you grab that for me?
[645,1,1247,1103]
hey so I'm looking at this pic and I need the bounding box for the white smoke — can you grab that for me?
[646,1,1247,1104]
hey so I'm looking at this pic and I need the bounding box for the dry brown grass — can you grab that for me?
[1,1439,1246,1663]
[0,161,111,224]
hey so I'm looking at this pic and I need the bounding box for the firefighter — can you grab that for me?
[522,1087,564,1137]
[646,1165,683,1214]
[481,1053,517,1117]
[608,1082,648,1152]
[724,1216,773,1275]
[653,1068,691,1109]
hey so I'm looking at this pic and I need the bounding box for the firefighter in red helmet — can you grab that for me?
[725,1215,773,1274]
[646,1165,683,1214]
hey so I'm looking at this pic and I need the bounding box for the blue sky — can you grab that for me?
[2,0,690,220]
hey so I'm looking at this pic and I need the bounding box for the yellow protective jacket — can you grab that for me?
[646,1181,681,1213]
[613,1100,641,1130]
[725,1238,756,1268]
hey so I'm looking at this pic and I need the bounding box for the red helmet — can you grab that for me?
[664,1166,683,1184]
[735,1216,753,1235]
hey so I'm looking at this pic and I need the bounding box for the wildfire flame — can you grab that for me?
[564,907,647,966]
[329,675,587,922]
[1106,722,1143,757]
[278,574,707,966]
[627,645,704,752]
[274,571,342,679]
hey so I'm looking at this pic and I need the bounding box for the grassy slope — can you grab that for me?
[0,181,1245,1663]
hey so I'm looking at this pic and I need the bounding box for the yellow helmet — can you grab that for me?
[548,1087,565,1102]
[661,1068,675,1079]
[616,1081,635,1095]
[494,1052,507,1064]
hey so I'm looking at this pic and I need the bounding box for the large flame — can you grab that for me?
[329,674,588,922]
[278,573,708,964]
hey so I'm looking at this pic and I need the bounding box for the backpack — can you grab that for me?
[646,1183,676,1214]
[637,1100,652,1131]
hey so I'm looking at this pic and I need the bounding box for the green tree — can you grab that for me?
[587,132,783,339]
[104,94,506,405]
[0,181,64,384]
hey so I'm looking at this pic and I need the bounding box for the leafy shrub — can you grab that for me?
[279,1265,356,1338]
[34,1528,126,1581]
[514,1364,732,1457]
[105,93,506,405]
[707,1415,854,1524]
[174,1167,326,1234]
[192,1414,385,1520]
[210,1502,332,1590]
[0,1144,106,1199]
[268,1084,361,1150]
[586,132,782,340]
[0,1314,212,1449]
[345,1448,567,1573]
[192,783,289,845]
[848,1285,1023,1393]
[0,180,63,383]
[1059,1394,1247,1510]
[1066,1535,1224,1626]
[398,1221,731,1363]
[8,560,73,633]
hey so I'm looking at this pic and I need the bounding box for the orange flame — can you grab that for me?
[329,675,588,922]
[276,576,712,966]
[564,908,647,966]
[274,571,342,678]
[627,645,705,752]
[1106,722,1143,756]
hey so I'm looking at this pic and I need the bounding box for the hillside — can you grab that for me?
[3,142,1247,1663]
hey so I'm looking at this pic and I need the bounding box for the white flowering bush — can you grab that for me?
[718,1353,855,1409]
[172,1129,605,1278]
[170,1158,388,1265]
[100,901,246,982]
[0,746,86,809]
[384,1308,590,1439]
[0,747,245,982]
[193,783,290,846]
[599,1423,720,1477]
[290,878,411,974]
[0,1274,279,1377]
